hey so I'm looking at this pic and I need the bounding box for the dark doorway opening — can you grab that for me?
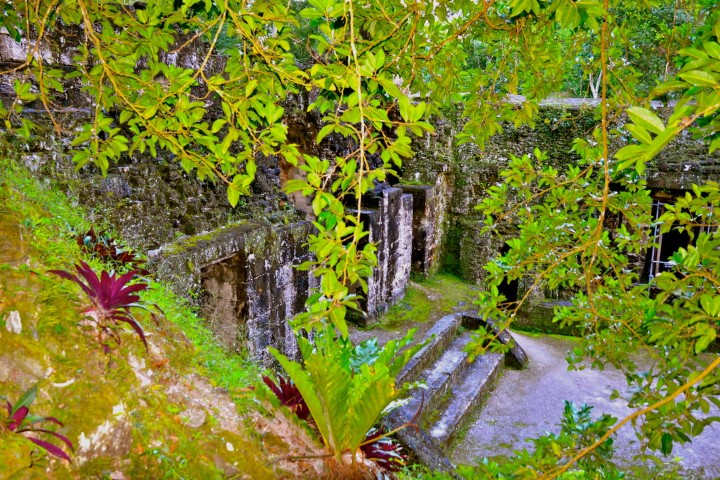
[497,242,519,304]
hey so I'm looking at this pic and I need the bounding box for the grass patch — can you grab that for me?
[375,272,479,331]
[142,283,260,404]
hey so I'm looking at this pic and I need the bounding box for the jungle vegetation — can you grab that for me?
[1,0,719,478]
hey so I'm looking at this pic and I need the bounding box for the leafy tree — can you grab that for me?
[2,0,719,475]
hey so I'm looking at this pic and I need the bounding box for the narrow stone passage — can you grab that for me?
[450,332,720,478]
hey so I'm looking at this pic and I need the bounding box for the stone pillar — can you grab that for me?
[399,184,445,277]
[358,186,413,323]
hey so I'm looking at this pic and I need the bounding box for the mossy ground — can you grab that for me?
[0,158,315,479]
[376,273,480,331]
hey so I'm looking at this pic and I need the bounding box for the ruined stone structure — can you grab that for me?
[351,186,413,323]
[3,26,718,356]
[149,222,316,364]
[401,99,720,332]
[149,182,439,363]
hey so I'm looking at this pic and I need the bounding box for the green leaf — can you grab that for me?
[626,107,665,135]
[375,48,385,69]
[119,110,133,124]
[340,108,361,123]
[614,144,646,162]
[550,0,580,29]
[679,70,718,87]
[211,119,226,133]
[377,76,403,99]
[695,329,716,354]
[700,295,720,317]
[704,41,720,60]
[12,386,38,415]
[227,184,240,207]
[398,96,411,122]
[269,346,334,449]
[678,47,708,60]
[661,432,673,456]
[245,79,258,97]
[626,124,652,144]
[317,124,335,144]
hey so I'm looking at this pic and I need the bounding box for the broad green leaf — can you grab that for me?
[661,432,673,455]
[650,81,689,97]
[626,107,665,135]
[644,123,682,161]
[317,124,335,144]
[679,70,718,87]
[550,0,580,29]
[695,329,716,354]
[614,144,646,162]
[269,347,332,448]
[245,79,258,97]
[376,76,403,99]
[704,42,720,60]
[227,184,240,207]
[12,386,38,415]
[700,294,720,317]
[211,119,226,133]
[678,47,709,60]
[626,124,652,144]
[119,110,133,124]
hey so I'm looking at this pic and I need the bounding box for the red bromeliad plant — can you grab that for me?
[360,427,407,472]
[49,261,156,352]
[262,375,311,422]
[75,227,148,274]
[2,386,73,461]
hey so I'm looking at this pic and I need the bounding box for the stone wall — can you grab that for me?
[149,182,438,360]
[399,182,446,277]
[357,186,414,323]
[150,221,316,364]
[401,99,720,332]
[0,112,299,250]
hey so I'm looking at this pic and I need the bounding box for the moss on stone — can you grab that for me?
[513,302,582,336]
[372,273,480,332]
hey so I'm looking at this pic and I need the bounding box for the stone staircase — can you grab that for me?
[383,312,528,471]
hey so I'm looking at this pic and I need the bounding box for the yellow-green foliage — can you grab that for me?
[0,159,273,478]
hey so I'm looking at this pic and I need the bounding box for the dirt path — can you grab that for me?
[450,332,720,478]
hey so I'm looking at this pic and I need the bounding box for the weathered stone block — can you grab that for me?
[150,221,316,365]
[358,186,413,324]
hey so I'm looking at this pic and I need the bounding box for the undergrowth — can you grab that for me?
[0,157,281,477]
[1,156,258,405]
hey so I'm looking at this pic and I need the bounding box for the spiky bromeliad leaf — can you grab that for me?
[49,261,152,350]
[262,375,311,421]
[361,427,407,472]
[75,227,148,273]
[2,386,74,461]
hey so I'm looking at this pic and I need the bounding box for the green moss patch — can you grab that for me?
[373,273,480,332]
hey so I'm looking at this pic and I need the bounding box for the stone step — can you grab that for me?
[391,333,473,427]
[427,351,505,445]
[396,312,464,385]
[383,312,528,472]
